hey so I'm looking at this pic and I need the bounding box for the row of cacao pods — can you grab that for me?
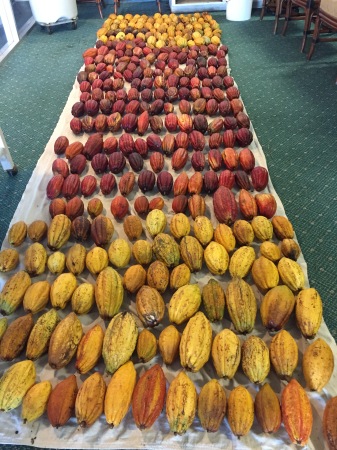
[0,277,329,380]
[72,84,242,119]
[2,356,336,449]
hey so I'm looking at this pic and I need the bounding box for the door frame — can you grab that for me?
[0,0,34,63]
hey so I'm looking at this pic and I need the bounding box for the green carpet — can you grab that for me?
[0,4,336,448]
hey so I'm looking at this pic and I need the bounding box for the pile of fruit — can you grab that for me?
[0,12,336,450]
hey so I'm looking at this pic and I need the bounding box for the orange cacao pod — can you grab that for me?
[323,396,337,450]
[238,189,258,220]
[132,364,166,430]
[47,375,78,428]
[281,379,313,446]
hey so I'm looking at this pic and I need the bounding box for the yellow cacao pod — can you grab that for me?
[136,329,157,362]
[158,325,181,365]
[179,235,203,272]
[75,324,104,374]
[302,337,334,391]
[260,285,295,332]
[251,215,273,241]
[278,257,305,292]
[197,379,226,432]
[0,270,32,315]
[169,263,191,290]
[71,283,95,315]
[211,328,241,379]
[86,246,109,276]
[260,241,282,262]
[132,239,153,265]
[95,266,124,320]
[229,245,255,278]
[269,329,298,379]
[0,248,19,272]
[241,335,270,384]
[23,280,50,314]
[226,277,257,333]
[152,233,180,268]
[193,215,214,246]
[8,220,27,247]
[108,238,131,268]
[47,214,71,250]
[104,361,136,428]
[136,285,165,327]
[203,241,229,275]
[232,219,254,246]
[170,213,190,239]
[75,372,106,428]
[251,256,279,292]
[202,278,225,322]
[179,311,212,372]
[295,287,322,339]
[227,385,254,438]
[168,283,201,324]
[146,260,169,293]
[213,223,236,252]
[271,215,294,240]
[166,371,197,435]
[146,208,167,237]
[123,264,147,293]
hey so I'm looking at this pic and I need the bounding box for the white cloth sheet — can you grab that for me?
[0,58,336,450]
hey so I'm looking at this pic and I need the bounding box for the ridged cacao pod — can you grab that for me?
[213,186,238,225]
[251,166,269,192]
[100,173,116,195]
[138,170,156,193]
[108,152,126,174]
[157,171,173,195]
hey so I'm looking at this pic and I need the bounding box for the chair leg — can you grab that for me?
[273,0,283,34]
[300,8,313,52]
[307,15,321,60]
[96,0,103,19]
[281,0,292,35]
[260,0,268,20]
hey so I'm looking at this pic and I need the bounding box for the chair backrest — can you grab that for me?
[319,0,337,17]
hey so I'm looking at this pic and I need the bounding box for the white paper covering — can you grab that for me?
[0,58,336,450]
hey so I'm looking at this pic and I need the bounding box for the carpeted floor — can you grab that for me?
[0,4,336,448]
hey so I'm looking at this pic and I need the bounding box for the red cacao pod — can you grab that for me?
[251,166,269,192]
[100,173,116,195]
[213,186,238,225]
[157,171,173,195]
[218,170,235,189]
[138,170,156,193]
[111,196,129,220]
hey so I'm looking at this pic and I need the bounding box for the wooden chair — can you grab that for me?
[77,0,105,19]
[307,0,337,58]
[281,0,321,52]
[260,0,289,34]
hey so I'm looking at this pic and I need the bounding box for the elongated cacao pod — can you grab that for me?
[281,379,313,446]
[255,383,281,433]
[47,375,78,428]
[197,379,226,433]
[227,385,254,438]
[105,361,137,428]
[75,372,106,428]
[213,186,238,225]
[132,364,166,429]
[323,396,337,450]
[166,371,197,435]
